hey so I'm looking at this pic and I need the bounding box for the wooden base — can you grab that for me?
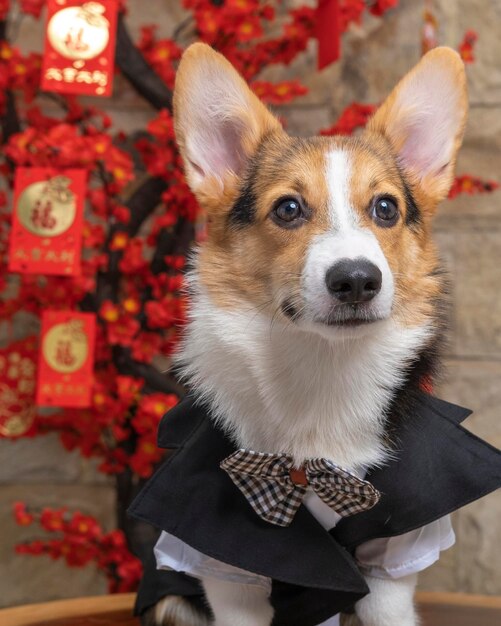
[1,592,501,626]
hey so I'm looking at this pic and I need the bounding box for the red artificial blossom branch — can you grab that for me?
[449,174,499,199]
[13,502,142,592]
[458,29,478,64]
[320,103,377,136]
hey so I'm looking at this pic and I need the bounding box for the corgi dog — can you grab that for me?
[148,43,468,626]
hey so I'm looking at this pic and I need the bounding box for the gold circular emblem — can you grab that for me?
[0,384,36,437]
[47,2,110,61]
[17,175,76,237]
[42,320,88,374]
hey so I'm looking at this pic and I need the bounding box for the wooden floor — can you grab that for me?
[1,592,501,626]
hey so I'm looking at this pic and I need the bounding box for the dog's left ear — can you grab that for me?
[367,47,468,204]
[174,43,283,206]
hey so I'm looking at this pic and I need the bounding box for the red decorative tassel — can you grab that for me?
[317,0,341,70]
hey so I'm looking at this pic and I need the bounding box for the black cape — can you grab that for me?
[129,393,501,626]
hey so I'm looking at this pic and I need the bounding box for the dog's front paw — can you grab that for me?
[340,614,363,626]
[355,574,419,626]
[141,596,211,626]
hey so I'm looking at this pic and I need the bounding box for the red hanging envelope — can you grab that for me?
[8,167,86,276]
[37,311,96,408]
[41,0,118,97]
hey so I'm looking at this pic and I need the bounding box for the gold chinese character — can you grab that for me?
[45,67,63,81]
[45,250,59,262]
[91,70,108,87]
[76,69,93,84]
[62,67,79,83]
[55,340,77,368]
[60,250,75,263]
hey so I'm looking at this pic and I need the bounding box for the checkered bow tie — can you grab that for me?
[220,449,380,527]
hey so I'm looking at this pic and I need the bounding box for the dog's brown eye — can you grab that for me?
[372,196,399,227]
[272,198,303,226]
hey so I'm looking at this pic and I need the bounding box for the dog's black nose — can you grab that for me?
[325,259,382,304]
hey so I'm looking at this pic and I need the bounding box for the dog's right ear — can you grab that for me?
[173,43,283,205]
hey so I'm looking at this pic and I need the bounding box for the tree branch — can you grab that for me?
[113,346,185,396]
[89,176,168,309]
[115,13,173,112]
[0,19,21,144]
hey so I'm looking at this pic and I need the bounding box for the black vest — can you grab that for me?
[130,393,501,626]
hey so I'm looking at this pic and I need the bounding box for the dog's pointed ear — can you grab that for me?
[173,43,283,205]
[367,47,468,203]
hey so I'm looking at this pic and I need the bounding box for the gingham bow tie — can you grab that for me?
[221,449,380,527]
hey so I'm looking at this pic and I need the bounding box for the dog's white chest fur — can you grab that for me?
[176,283,430,470]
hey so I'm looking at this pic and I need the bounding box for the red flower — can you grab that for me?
[340,0,365,30]
[40,508,66,532]
[131,332,163,364]
[106,314,140,347]
[112,205,131,224]
[13,502,34,526]
[458,30,478,64]
[122,296,141,315]
[147,109,175,141]
[67,512,102,540]
[88,188,110,218]
[321,103,377,136]
[16,540,46,555]
[236,17,263,42]
[115,376,143,404]
[118,238,148,274]
[164,255,186,271]
[370,0,399,17]
[449,175,499,199]
[115,558,143,592]
[99,300,120,323]
[104,146,134,191]
[252,80,308,105]
[83,223,106,248]
[137,29,182,89]
[135,137,175,177]
[129,435,163,478]
[145,299,181,329]
[134,392,178,431]
[109,231,129,251]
